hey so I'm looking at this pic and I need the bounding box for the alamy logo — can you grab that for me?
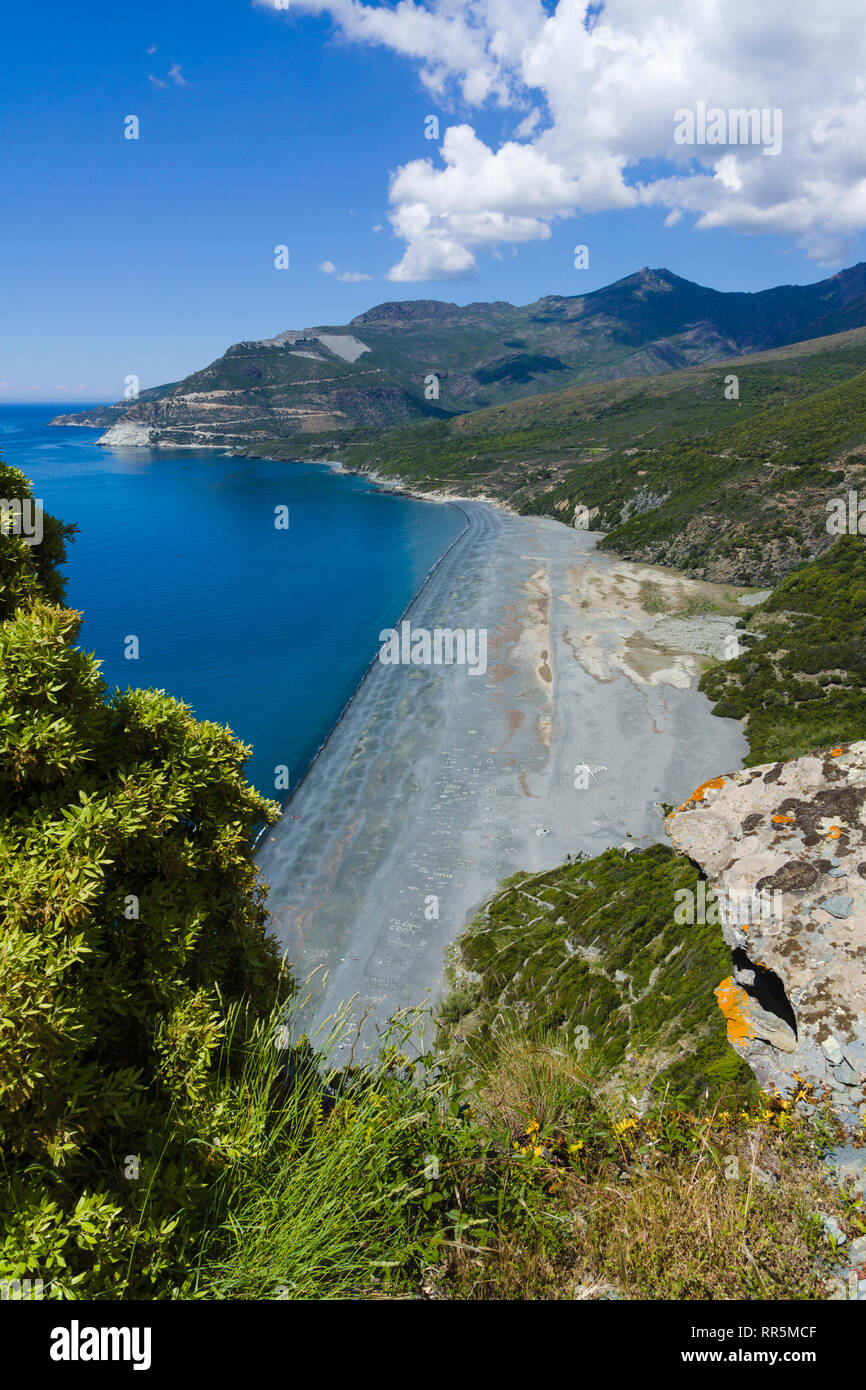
[378,620,487,676]
[826,491,866,535]
[0,497,43,545]
[674,883,783,926]
[1,1278,43,1300]
[50,1321,152,1372]
[673,101,782,156]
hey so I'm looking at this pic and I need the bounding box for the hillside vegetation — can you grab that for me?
[326,328,866,585]
[700,537,866,763]
[52,262,866,447]
[439,845,758,1107]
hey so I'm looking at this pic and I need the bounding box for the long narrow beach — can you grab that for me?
[256,502,749,1038]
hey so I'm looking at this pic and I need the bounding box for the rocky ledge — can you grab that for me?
[667,743,866,1129]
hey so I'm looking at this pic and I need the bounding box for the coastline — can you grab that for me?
[256,499,752,1040]
[252,487,472,851]
[45,426,752,1039]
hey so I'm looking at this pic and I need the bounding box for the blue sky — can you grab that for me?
[2,0,864,401]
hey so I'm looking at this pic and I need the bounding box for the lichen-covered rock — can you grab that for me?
[667,742,866,1127]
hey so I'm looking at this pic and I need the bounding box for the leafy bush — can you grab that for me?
[0,456,289,1297]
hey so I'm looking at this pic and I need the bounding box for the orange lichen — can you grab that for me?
[771,814,794,824]
[830,747,844,756]
[714,976,753,1047]
[826,825,843,839]
[681,776,725,809]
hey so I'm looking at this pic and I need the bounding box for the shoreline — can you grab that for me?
[256,499,752,1040]
[53,411,522,517]
[43,421,757,1043]
[252,489,472,850]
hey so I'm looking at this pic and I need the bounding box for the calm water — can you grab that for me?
[0,405,465,795]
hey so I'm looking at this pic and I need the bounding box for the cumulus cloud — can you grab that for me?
[259,0,866,276]
[387,124,582,279]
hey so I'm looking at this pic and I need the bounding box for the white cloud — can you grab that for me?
[387,123,582,278]
[513,109,542,140]
[258,0,866,276]
[320,259,371,280]
[149,62,187,91]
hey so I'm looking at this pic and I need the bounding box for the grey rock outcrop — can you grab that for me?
[667,743,866,1128]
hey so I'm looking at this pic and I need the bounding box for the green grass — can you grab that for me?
[438,844,760,1108]
[7,984,852,1302]
[189,1001,853,1302]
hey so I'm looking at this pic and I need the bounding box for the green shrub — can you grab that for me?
[700,537,866,763]
[0,457,289,1297]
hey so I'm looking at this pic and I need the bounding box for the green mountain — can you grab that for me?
[331,324,866,585]
[51,262,866,447]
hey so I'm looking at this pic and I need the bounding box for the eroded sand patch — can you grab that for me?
[562,555,753,690]
[510,564,555,697]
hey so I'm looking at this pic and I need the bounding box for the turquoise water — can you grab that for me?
[0,405,465,795]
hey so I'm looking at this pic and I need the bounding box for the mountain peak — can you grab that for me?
[622,265,680,289]
[51,261,866,443]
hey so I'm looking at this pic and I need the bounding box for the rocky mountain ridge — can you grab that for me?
[50,262,866,450]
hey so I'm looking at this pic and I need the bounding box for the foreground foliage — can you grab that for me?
[192,1013,856,1302]
[0,456,288,1296]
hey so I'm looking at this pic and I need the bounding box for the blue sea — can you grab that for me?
[0,405,465,796]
